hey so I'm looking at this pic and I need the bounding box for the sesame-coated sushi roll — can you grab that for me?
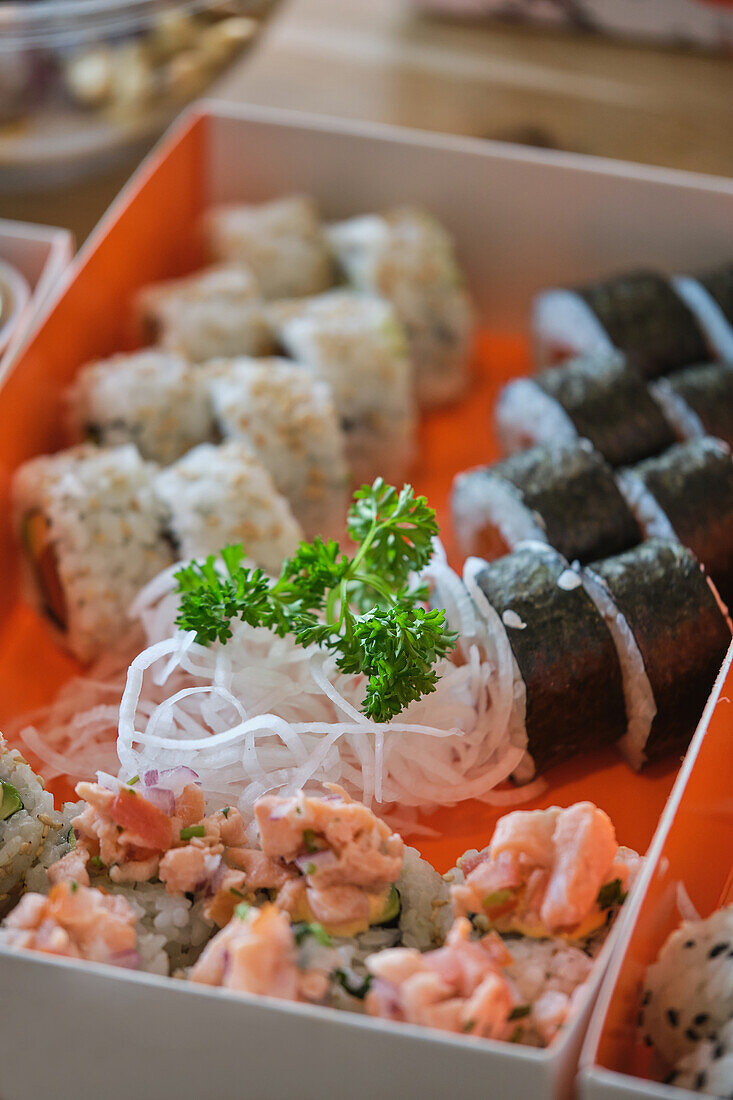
[268,290,416,487]
[651,361,733,449]
[451,439,641,565]
[327,207,473,407]
[669,1016,733,1096]
[496,354,676,467]
[673,263,733,362]
[13,444,174,663]
[66,349,215,465]
[617,438,733,609]
[153,441,302,573]
[204,195,333,300]
[533,270,708,378]
[639,906,733,1068]
[0,734,61,914]
[203,357,349,541]
[582,539,730,770]
[466,543,627,777]
[136,265,273,363]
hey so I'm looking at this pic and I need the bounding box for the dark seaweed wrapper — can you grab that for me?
[536,355,676,467]
[491,441,641,564]
[476,544,627,774]
[697,263,733,326]
[665,362,733,449]
[577,270,708,379]
[588,539,730,765]
[632,438,733,611]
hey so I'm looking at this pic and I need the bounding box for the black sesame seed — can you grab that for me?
[684,939,696,948]
[667,1008,680,1027]
[709,942,729,958]
[641,991,652,1005]
[685,1028,700,1042]
[694,1013,710,1026]
[663,1071,678,1085]
[644,1035,653,1047]
[695,1072,707,1089]
[714,1043,725,1059]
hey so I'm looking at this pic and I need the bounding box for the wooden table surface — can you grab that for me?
[3,0,733,243]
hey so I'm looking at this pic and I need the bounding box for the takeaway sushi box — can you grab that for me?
[0,219,73,369]
[0,104,732,1100]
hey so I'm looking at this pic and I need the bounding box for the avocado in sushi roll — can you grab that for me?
[0,734,61,914]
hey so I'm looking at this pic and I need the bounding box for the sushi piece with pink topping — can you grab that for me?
[452,802,640,941]
[1,881,139,968]
[189,902,334,1005]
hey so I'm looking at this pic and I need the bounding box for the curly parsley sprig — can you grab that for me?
[174,479,457,722]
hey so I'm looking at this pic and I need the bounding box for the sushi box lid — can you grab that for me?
[0,219,74,373]
[579,642,733,1100]
[1,103,733,1100]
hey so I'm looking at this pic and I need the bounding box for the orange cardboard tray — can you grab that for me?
[1,103,732,1100]
[580,646,733,1099]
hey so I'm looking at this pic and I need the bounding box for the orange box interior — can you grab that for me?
[591,655,733,1084]
[0,111,696,879]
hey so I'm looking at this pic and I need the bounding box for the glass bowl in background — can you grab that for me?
[0,0,274,192]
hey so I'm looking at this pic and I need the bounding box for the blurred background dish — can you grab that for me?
[0,0,276,193]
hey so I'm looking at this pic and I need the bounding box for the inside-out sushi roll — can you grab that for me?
[581,538,731,771]
[673,263,733,362]
[203,356,349,541]
[268,290,416,487]
[12,444,174,663]
[152,440,303,572]
[651,361,733,449]
[496,353,676,467]
[0,734,61,914]
[617,437,733,610]
[465,542,627,777]
[451,439,641,565]
[327,206,474,407]
[135,264,273,363]
[639,906,733,1070]
[204,195,333,300]
[66,349,215,465]
[533,270,708,379]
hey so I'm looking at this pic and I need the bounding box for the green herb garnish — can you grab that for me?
[174,480,458,722]
[302,829,318,854]
[221,807,230,819]
[90,855,103,868]
[596,878,627,910]
[292,921,332,947]
[127,775,140,786]
[68,828,76,849]
[334,969,372,1000]
[180,825,206,841]
[461,1019,476,1033]
[508,1004,531,1021]
[70,881,79,893]
[235,902,251,920]
[230,888,245,898]
[0,781,22,822]
[304,862,317,875]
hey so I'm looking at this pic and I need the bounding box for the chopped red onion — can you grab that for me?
[111,948,141,969]
[295,849,336,875]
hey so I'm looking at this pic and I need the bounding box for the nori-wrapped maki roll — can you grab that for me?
[674,263,733,361]
[496,354,676,467]
[651,362,733,449]
[451,440,641,564]
[617,438,733,610]
[471,543,627,776]
[582,539,731,770]
[533,270,708,378]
